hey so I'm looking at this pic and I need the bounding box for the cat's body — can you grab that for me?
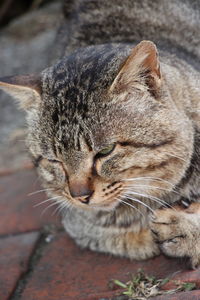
[54,0,200,69]
[1,0,200,267]
[48,43,200,262]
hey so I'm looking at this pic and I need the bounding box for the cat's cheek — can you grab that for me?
[99,155,133,179]
[54,168,66,184]
[97,161,120,179]
[39,168,54,182]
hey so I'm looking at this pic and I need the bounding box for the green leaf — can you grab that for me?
[113,279,127,289]
[182,282,196,291]
[123,290,132,296]
[160,278,169,286]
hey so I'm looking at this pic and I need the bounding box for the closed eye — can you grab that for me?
[32,155,62,167]
[48,159,62,163]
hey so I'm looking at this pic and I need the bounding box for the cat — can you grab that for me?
[1,0,200,268]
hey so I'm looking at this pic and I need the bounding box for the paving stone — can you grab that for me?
[1,169,200,300]
[0,169,61,235]
[21,232,190,300]
[152,290,200,299]
[0,231,39,300]
[161,268,200,290]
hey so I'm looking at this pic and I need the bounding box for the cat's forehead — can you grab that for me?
[40,45,133,148]
[45,44,131,98]
[51,104,125,152]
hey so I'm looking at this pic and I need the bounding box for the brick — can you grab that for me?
[1,170,200,300]
[161,268,200,291]
[0,231,39,300]
[152,290,200,300]
[0,169,61,235]
[21,232,189,300]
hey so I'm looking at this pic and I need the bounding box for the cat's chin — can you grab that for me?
[90,202,119,212]
[73,199,120,212]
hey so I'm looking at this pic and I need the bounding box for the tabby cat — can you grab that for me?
[1,0,200,268]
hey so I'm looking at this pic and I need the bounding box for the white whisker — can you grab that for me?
[33,195,62,208]
[163,152,187,163]
[28,188,55,196]
[164,152,196,169]
[52,200,69,216]
[57,199,74,216]
[41,199,64,216]
[121,189,169,208]
[123,183,180,196]
[122,193,154,213]
[117,196,145,218]
[122,176,174,187]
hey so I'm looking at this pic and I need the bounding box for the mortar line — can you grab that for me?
[8,229,50,300]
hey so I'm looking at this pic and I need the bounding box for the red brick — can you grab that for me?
[160,266,200,295]
[21,232,190,300]
[1,169,200,300]
[162,268,200,290]
[0,169,61,235]
[0,231,39,300]
[152,290,200,300]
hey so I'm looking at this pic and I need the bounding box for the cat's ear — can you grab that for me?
[0,74,42,110]
[110,40,161,97]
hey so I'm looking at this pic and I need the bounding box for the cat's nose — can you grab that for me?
[68,180,94,204]
[78,193,93,204]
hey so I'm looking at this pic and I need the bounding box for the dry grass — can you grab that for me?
[111,269,196,299]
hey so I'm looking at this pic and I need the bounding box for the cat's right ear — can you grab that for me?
[109,41,161,98]
[0,74,41,110]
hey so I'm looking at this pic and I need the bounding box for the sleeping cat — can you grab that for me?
[1,0,200,268]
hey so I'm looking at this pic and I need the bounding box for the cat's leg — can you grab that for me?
[150,203,200,268]
[62,213,160,260]
[86,227,160,260]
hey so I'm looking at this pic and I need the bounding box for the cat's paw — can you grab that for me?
[149,208,200,269]
[125,229,160,260]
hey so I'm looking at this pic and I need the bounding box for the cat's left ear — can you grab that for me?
[110,40,161,97]
[0,74,42,110]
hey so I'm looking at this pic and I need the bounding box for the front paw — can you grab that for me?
[149,208,200,269]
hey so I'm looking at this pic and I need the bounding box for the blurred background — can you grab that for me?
[0,0,62,173]
[0,0,55,28]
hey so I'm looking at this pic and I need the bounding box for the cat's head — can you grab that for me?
[0,41,193,213]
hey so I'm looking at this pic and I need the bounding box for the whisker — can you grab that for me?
[55,200,73,216]
[32,175,42,187]
[117,196,145,218]
[163,152,187,163]
[122,176,175,187]
[41,199,63,216]
[122,193,154,213]
[123,190,170,208]
[164,152,196,169]
[28,188,55,196]
[33,195,62,207]
[123,183,181,196]
[117,198,137,212]
[53,200,68,216]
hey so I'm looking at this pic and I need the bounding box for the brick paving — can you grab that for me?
[0,232,39,300]
[1,168,200,299]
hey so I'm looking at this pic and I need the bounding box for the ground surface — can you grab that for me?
[1,166,200,300]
